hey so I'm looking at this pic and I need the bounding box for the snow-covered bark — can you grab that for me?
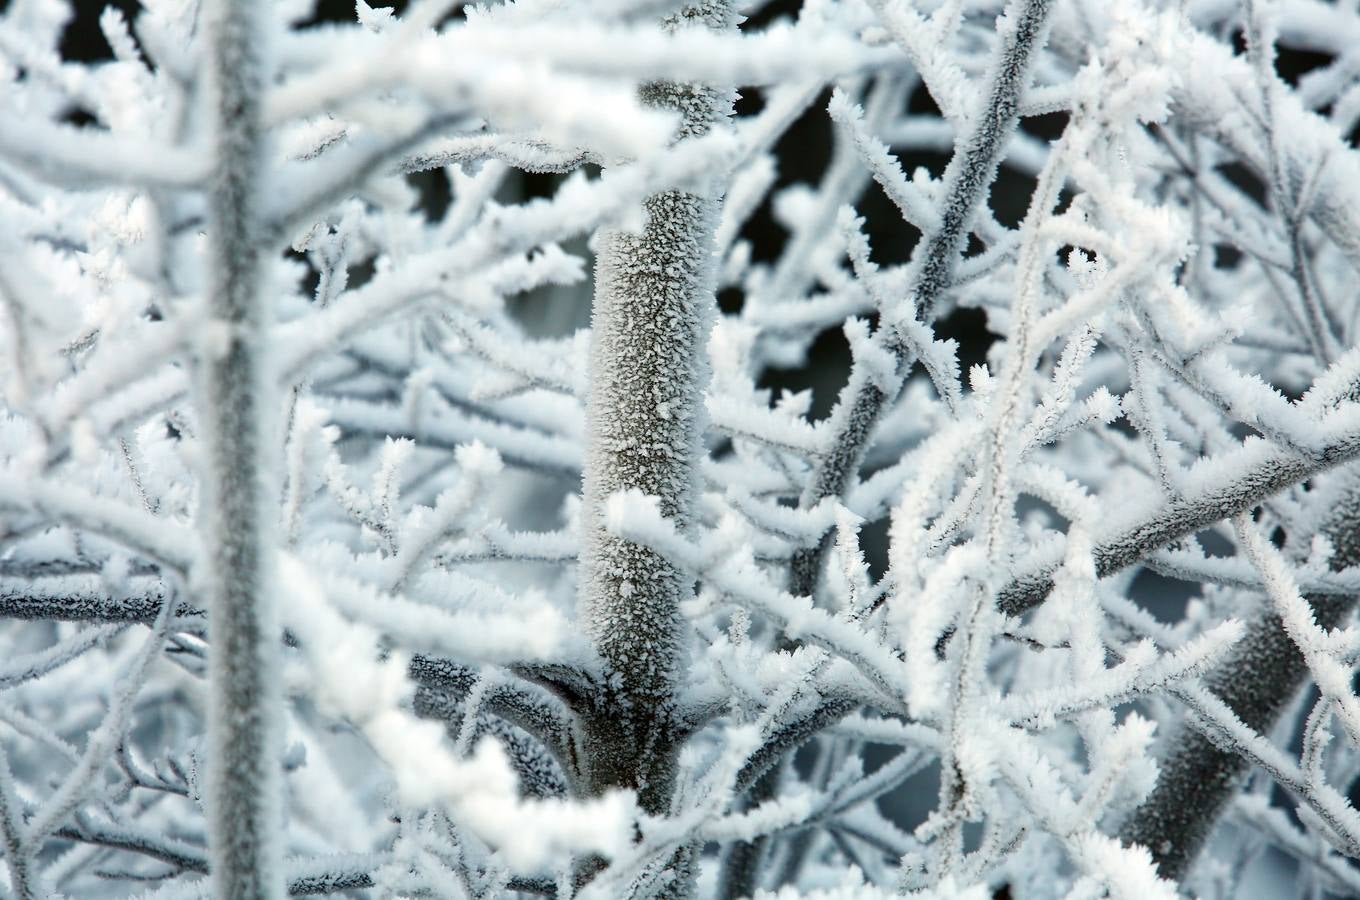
[578,0,732,827]
[567,11,743,895]
[199,1,283,896]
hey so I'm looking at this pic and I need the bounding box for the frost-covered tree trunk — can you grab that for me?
[200,1,283,896]
[578,0,731,829]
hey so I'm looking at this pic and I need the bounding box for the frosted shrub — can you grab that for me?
[2,0,1360,896]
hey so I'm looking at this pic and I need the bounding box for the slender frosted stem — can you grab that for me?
[764,2,1056,886]
[997,432,1360,617]
[0,742,34,899]
[201,1,283,896]
[791,0,1056,598]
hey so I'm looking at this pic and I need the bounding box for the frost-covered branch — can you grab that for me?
[1121,469,1360,877]
[998,424,1360,618]
[790,0,1057,596]
[199,0,283,894]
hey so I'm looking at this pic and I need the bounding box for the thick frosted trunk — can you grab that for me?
[578,0,730,829]
[1119,474,1360,878]
[201,1,282,897]
[580,184,716,811]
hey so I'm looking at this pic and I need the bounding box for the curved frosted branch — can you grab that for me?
[1119,472,1360,877]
